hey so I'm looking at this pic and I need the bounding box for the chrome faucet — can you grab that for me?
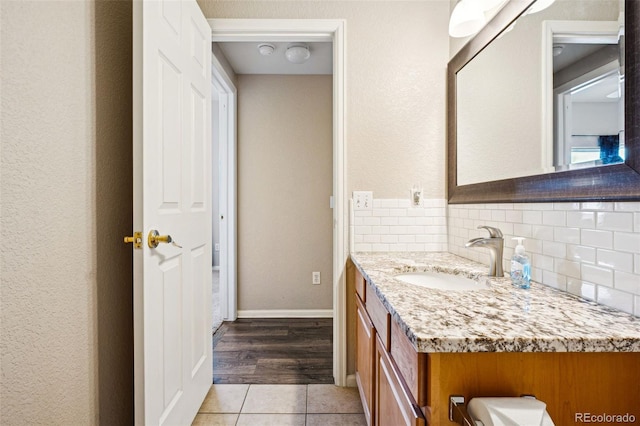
[465,225,504,277]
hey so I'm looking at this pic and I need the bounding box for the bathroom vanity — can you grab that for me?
[349,253,640,425]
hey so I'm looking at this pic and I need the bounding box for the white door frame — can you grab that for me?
[211,51,238,321]
[208,18,349,386]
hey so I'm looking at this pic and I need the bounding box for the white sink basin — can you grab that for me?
[395,271,488,291]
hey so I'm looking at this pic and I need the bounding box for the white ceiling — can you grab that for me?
[217,42,333,75]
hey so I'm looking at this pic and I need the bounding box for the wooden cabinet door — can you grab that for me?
[356,296,375,426]
[375,336,425,426]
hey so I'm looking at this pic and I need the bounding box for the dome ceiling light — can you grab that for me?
[285,43,311,64]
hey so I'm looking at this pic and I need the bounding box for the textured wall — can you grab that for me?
[1,0,133,424]
[199,0,450,199]
[237,75,333,311]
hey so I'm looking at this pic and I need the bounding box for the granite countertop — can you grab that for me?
[350,252,640,353]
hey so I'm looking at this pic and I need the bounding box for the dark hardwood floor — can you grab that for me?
[212,318,334,384]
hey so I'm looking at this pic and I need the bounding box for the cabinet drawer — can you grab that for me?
[355,268,366,302]
[366,286,390,350]
[375,335,426,426]
[390,319,427,406]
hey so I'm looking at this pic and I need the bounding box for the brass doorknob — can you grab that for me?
[148,230,181,248]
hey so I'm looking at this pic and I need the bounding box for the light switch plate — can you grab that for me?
[353,191,373,210]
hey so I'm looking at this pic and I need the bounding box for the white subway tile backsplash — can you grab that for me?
[447,202,640,317]
[398,217,416,226]
[615,202,640,211]
[581,264,614,287]
[567,211,595,229]
[541,270,567,291]
[381,217,398,226]
[581,202,614,211]
[353,198,448,255]
[596,249,633,272]
[581,229,613,249]
[555,259,581,279]
[398,235,416,243]
[614,271,640,295]
[513,223,533,238]
[355,199,639,317]
[491,210,506,222]
[355,226,372,235]
[543,241,566,258]
[614,232,640,253]
[505,210,523,223]
[597,286,634,314]
[363,217,381,226]
[542,211,565,226]
[372,226,389,235]
[523,211,542,225]
[381,234,398,244]
[532,253,554,272]
[566,244,596,264]
[596,212,634,232]
[373,208,390,217]
[532,225,554,241]
[380,199,398,208]
[553,227,580,244]
[389,208,407,217]
[554,202,580,211]
[567,279,596,301]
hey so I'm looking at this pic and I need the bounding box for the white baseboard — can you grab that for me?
[345,374,357,388]
[237,309,334,318]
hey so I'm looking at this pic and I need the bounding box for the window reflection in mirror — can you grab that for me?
[553,35,625,170]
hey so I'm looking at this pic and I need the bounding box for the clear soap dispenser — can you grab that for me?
[511,237,531,289]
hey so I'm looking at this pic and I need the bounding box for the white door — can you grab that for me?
[133,0,212,424]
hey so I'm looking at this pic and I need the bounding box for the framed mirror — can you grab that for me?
[447,0,639,203]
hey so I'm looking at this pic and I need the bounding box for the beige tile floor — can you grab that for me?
[193,384,367,426]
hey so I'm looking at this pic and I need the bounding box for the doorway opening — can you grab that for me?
[209,19,348,386]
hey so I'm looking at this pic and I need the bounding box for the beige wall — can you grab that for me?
[199,0,450,199]
[1,0,133,424]
[237,75,333,311]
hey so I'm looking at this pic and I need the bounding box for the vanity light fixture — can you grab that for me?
[257,43,275,56]
[449,0,486,38]
[525,0,556,15]
[285,43,311,64]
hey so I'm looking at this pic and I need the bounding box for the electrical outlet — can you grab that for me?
[312,272,321,285]
[353,191,373,210]
[214,243,220,252]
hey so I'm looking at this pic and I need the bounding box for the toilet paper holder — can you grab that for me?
[449,394,540,425]
[449,395,476,426]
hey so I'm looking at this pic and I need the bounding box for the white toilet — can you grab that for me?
[466,397,555,426]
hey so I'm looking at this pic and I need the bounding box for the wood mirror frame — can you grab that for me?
[447,0,639,204]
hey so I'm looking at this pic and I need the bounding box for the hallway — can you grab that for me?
[212,318,333,384]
